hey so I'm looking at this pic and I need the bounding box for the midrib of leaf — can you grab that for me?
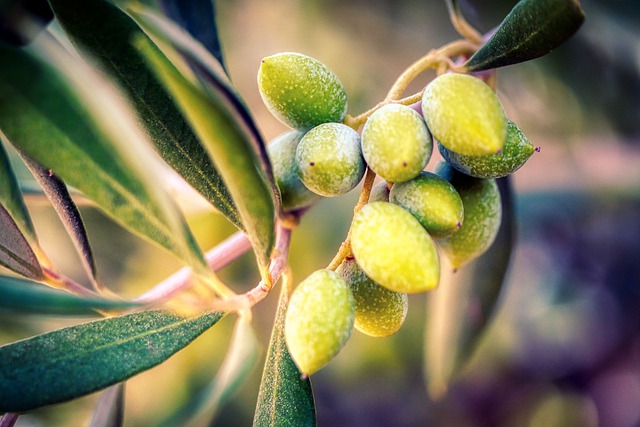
[0,242,40,278]
[10,314,208,373]
[83,37,237,220]
[5,84,177,249]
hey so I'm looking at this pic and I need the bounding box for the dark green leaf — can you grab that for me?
[0,309,224,412]
[253,283,316,427]
[158,0,227,72]
[48,0,242,230]
[424,177,514,399]
[20,153,101,287]
[0,275,138,316]
[0,39,208,273]
[133,29,276,272]
[89,384,125,427]
[465,0,585,71]
[0,204,43,279]
[0,140,38,247]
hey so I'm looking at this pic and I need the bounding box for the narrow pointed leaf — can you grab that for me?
[253,283,316,427]
[0,38,208,273]
[424,177,514,399]
[134,33,276,271]
[0,275,138,316]
[89,384,125,427]
[48,0,242,230]
[165,316,259,427]
[465,0,585,71]
[0,309,224,412]
[158,0,227,72]
[0,204,43,279]
[20,153,101,287]
[0,140,38,246]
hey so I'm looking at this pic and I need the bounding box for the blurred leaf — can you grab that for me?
[253,282,316,427]
[0,38,209,273]
[165,316,259,427]
[0,140,38,246]
[20,153,101,288]
[89,384,125,427]
[48,0,242,230]
[0,0,52,46]
[0,204,43,280]
[0,275,138,316]
[465,0,585,71]
[424,177,514,399]
[0,309,224,412]
[158,0,227,72]
[133,29,276,272]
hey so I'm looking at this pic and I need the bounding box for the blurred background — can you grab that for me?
[3,0,640,426]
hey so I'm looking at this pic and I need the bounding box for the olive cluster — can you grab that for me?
[259,52,534,376]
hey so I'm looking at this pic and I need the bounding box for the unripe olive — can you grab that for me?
[351,201,440,293]
[337,258,408,337]
[438,120,536,178]
[389,171,464,239]
[268,130,320,211]
[284,269,355,376]
[361,104,432,183]
[436,162,502,270]
[422,73,507,156]
[295,122,365,197]
[368,181,391,202]
[258,52,347,130]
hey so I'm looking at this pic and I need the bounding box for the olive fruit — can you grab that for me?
[295,122,365,197]
[422,73,507,156]
[351,201,440,293]
[337,258,408,337]
[436,162,502,270]
[368,181,391,202]
[258,52,347,130]
[361,104,432,183]
[389,171,464,239]
[268,130,320,211]
[284,269,355,376]
[438,120,536,178]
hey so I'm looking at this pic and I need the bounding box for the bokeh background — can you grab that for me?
[3,0,640,426]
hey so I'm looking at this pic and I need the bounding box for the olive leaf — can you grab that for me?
[48,0,242,230]
[0,275,138,316]
[158,0,227,73]
[253,283,316,427]
[0,309,224,412]
[0,204,43,280]
[424,177,514,399]
[19,153,101,288]
[0,37,210,274]
[89,384,125,427]
[132,23,276,272]
[465,0,585,72]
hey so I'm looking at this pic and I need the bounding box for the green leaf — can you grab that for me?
[164,316,259,427]
[89,384,125,427]
[132,23,276,271]
[424,177,514,399]
[0,140,38,247]
[0,37,208,273]
[20,153,101,288]
[158,0,227,72]
[0,309,224,412]
[48,0,242,230]
[0,275,138,316]
[0,204,43,279]
[465,0,585,72]
[253,283,316,427]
